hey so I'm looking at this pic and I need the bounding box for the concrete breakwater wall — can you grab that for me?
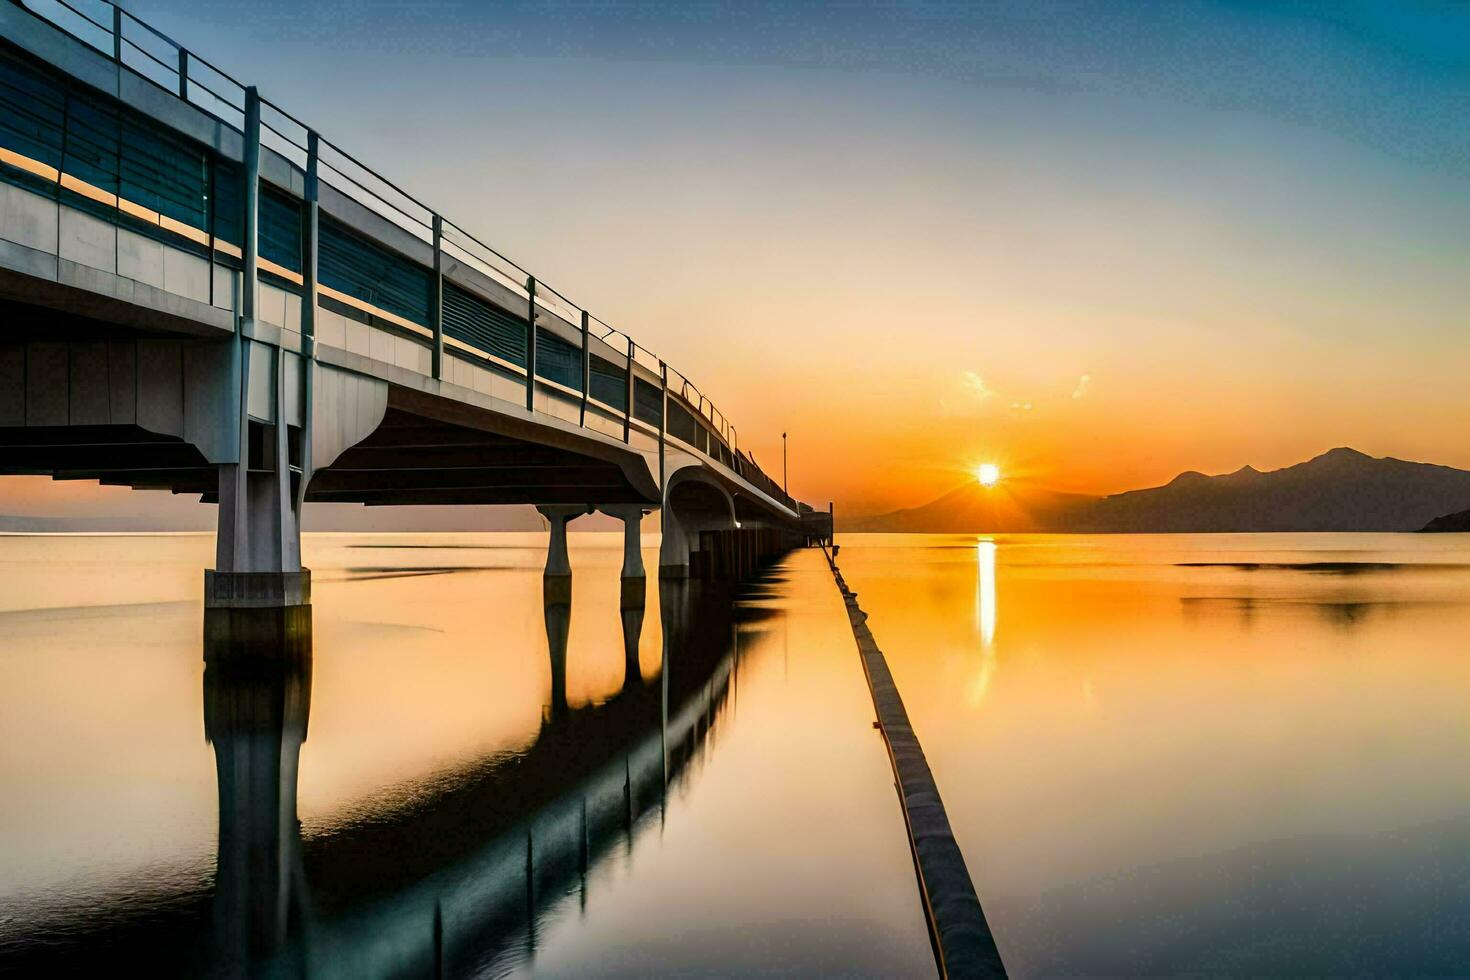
[825,547,1007,979]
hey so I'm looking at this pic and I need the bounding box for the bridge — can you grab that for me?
[0,0,832,613]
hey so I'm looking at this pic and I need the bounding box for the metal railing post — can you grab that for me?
[206,145,216,306]
[525,276,537,412]
[177,49,188,99]
[431,214,444,379]
[242,87,260,331]
[579,311,590,427]
[112,7,122,62]
[298,128,319,518]
[658,360,668,501]
[225,85,261,568]
[623,337,635,444]
[302,129,319,349]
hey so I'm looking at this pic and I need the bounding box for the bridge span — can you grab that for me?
[0,0,831,612]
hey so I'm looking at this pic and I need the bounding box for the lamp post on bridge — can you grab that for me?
[782,431,788,498]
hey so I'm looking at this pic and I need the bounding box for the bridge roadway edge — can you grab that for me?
[822,546,1008,980]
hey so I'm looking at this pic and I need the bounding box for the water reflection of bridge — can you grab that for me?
[1,579,761,977]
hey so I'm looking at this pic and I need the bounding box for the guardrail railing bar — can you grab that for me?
[120,33,175,75]
[440,236,529,290]
[316,162,433,232]
[316,137,435,222]
[442,220,530,282]
[44,0,109,35]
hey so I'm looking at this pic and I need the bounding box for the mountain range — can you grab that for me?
[848,448,1470,533]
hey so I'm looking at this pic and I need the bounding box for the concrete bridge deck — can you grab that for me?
[0,0,832,613]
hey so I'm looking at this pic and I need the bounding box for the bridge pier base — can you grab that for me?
[204,571,312,611]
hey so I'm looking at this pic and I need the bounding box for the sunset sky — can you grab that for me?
[9,0,1470,520]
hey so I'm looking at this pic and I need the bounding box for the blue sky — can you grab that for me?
[90,0,1470,510]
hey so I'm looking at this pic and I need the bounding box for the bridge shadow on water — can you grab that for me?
[1,574,777,978]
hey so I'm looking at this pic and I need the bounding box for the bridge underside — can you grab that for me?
[309,404,648,507]
[0,424,213,493]
[0,403,655,507]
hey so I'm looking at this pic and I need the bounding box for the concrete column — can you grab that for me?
[209,344,308,610]
[599,505,646,580]
[538,511,588,587]
[658,505,690,579]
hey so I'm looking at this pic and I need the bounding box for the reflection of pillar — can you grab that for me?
[544,597,571,721]
[658,577,690,795]
[204,605,312,662]
[620,595,646,695]
[203,618,312,978]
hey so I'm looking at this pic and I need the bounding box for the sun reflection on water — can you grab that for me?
[977,539,997,647]
[970,538,999,705]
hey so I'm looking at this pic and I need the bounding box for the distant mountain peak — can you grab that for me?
[847,446,1470,533]
[1315,446,1373,462]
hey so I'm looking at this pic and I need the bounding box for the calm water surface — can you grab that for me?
[0,534,930,976]
[8,530,1469,976]
[837,532,1470,975]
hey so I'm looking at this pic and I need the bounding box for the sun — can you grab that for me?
[976,463,1001,487]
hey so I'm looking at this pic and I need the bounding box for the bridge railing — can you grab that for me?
[21,0,249,126]
[8,0,799,517]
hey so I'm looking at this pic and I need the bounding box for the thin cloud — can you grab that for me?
[1072,374,1092,399]
[963,371,996,399]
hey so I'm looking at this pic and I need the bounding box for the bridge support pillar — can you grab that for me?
[658,506,692,580]
[538,505,590,602]
[209,460,309,609]
[599,505,646,581]
[208,335,310,611]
